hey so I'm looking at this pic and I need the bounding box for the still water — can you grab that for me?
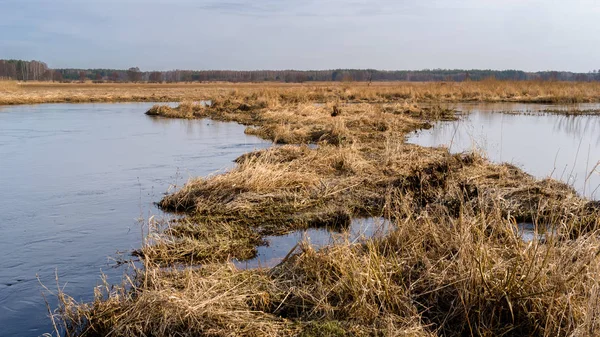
[235,217,392,269]
[0,103,270,336]
[409,103,600,199]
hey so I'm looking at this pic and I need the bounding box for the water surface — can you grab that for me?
[409,103,600,199]
[235,217,392,269]
[0,103,270,336]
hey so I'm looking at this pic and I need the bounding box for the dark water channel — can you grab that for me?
[0,103,271,336]
[409,103,600,200]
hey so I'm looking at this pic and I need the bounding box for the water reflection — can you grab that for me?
[409,103,600,199]
[434,102,600,115]
[151,118,222,137]
[0,103,270,336]
[235,217,393,269]
[553,115,600,145]
[517,222,555,243]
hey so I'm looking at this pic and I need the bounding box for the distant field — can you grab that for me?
[2,80,600,105]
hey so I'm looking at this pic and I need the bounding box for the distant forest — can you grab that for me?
[2,59,600,83]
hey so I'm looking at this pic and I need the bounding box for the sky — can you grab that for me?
[1,0,599,72]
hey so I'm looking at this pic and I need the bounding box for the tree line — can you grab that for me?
[2,59,600,83]
[0,60,51,81]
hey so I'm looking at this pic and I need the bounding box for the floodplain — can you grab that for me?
[2,81,600,336]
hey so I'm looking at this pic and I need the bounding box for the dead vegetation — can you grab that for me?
[2,80,600,106]
[0,80,20,92]
[56,201,600,336]
[41,83,600,336]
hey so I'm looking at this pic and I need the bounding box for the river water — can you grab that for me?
[0,103,270,336]
[408,103,600,199]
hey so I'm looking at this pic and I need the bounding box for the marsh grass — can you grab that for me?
[134,217,265,264]
[55,197,600,336]
[49,83,600,336]
[0,80,20,92]
[3,81,600,106]
[146,103,196,118]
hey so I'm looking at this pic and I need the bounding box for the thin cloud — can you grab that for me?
[1,0,598,72]
[194,0,418,17]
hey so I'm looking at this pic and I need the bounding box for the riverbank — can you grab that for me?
[53,87,600,336]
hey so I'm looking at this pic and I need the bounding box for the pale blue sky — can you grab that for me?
[1,0,599,71]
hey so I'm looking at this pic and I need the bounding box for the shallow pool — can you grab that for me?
[409,103,600,199]
[235,217,393,269]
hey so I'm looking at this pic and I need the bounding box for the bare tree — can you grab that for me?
[127,67,142,82]
[109,72,120,82]
[52,71,63,82]
[149,71,163,83]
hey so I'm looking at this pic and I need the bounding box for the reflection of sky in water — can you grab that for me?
[410,103,600,200]
[235,217,392,269]
[518,222,554,243]
[0,102,270,336]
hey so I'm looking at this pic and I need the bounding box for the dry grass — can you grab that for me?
[48,83,600,336]
[0,80,20,92]
[58,263,298,336]
[2,80,600,106]
[135,218,265,264]
[56,201,600,336]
